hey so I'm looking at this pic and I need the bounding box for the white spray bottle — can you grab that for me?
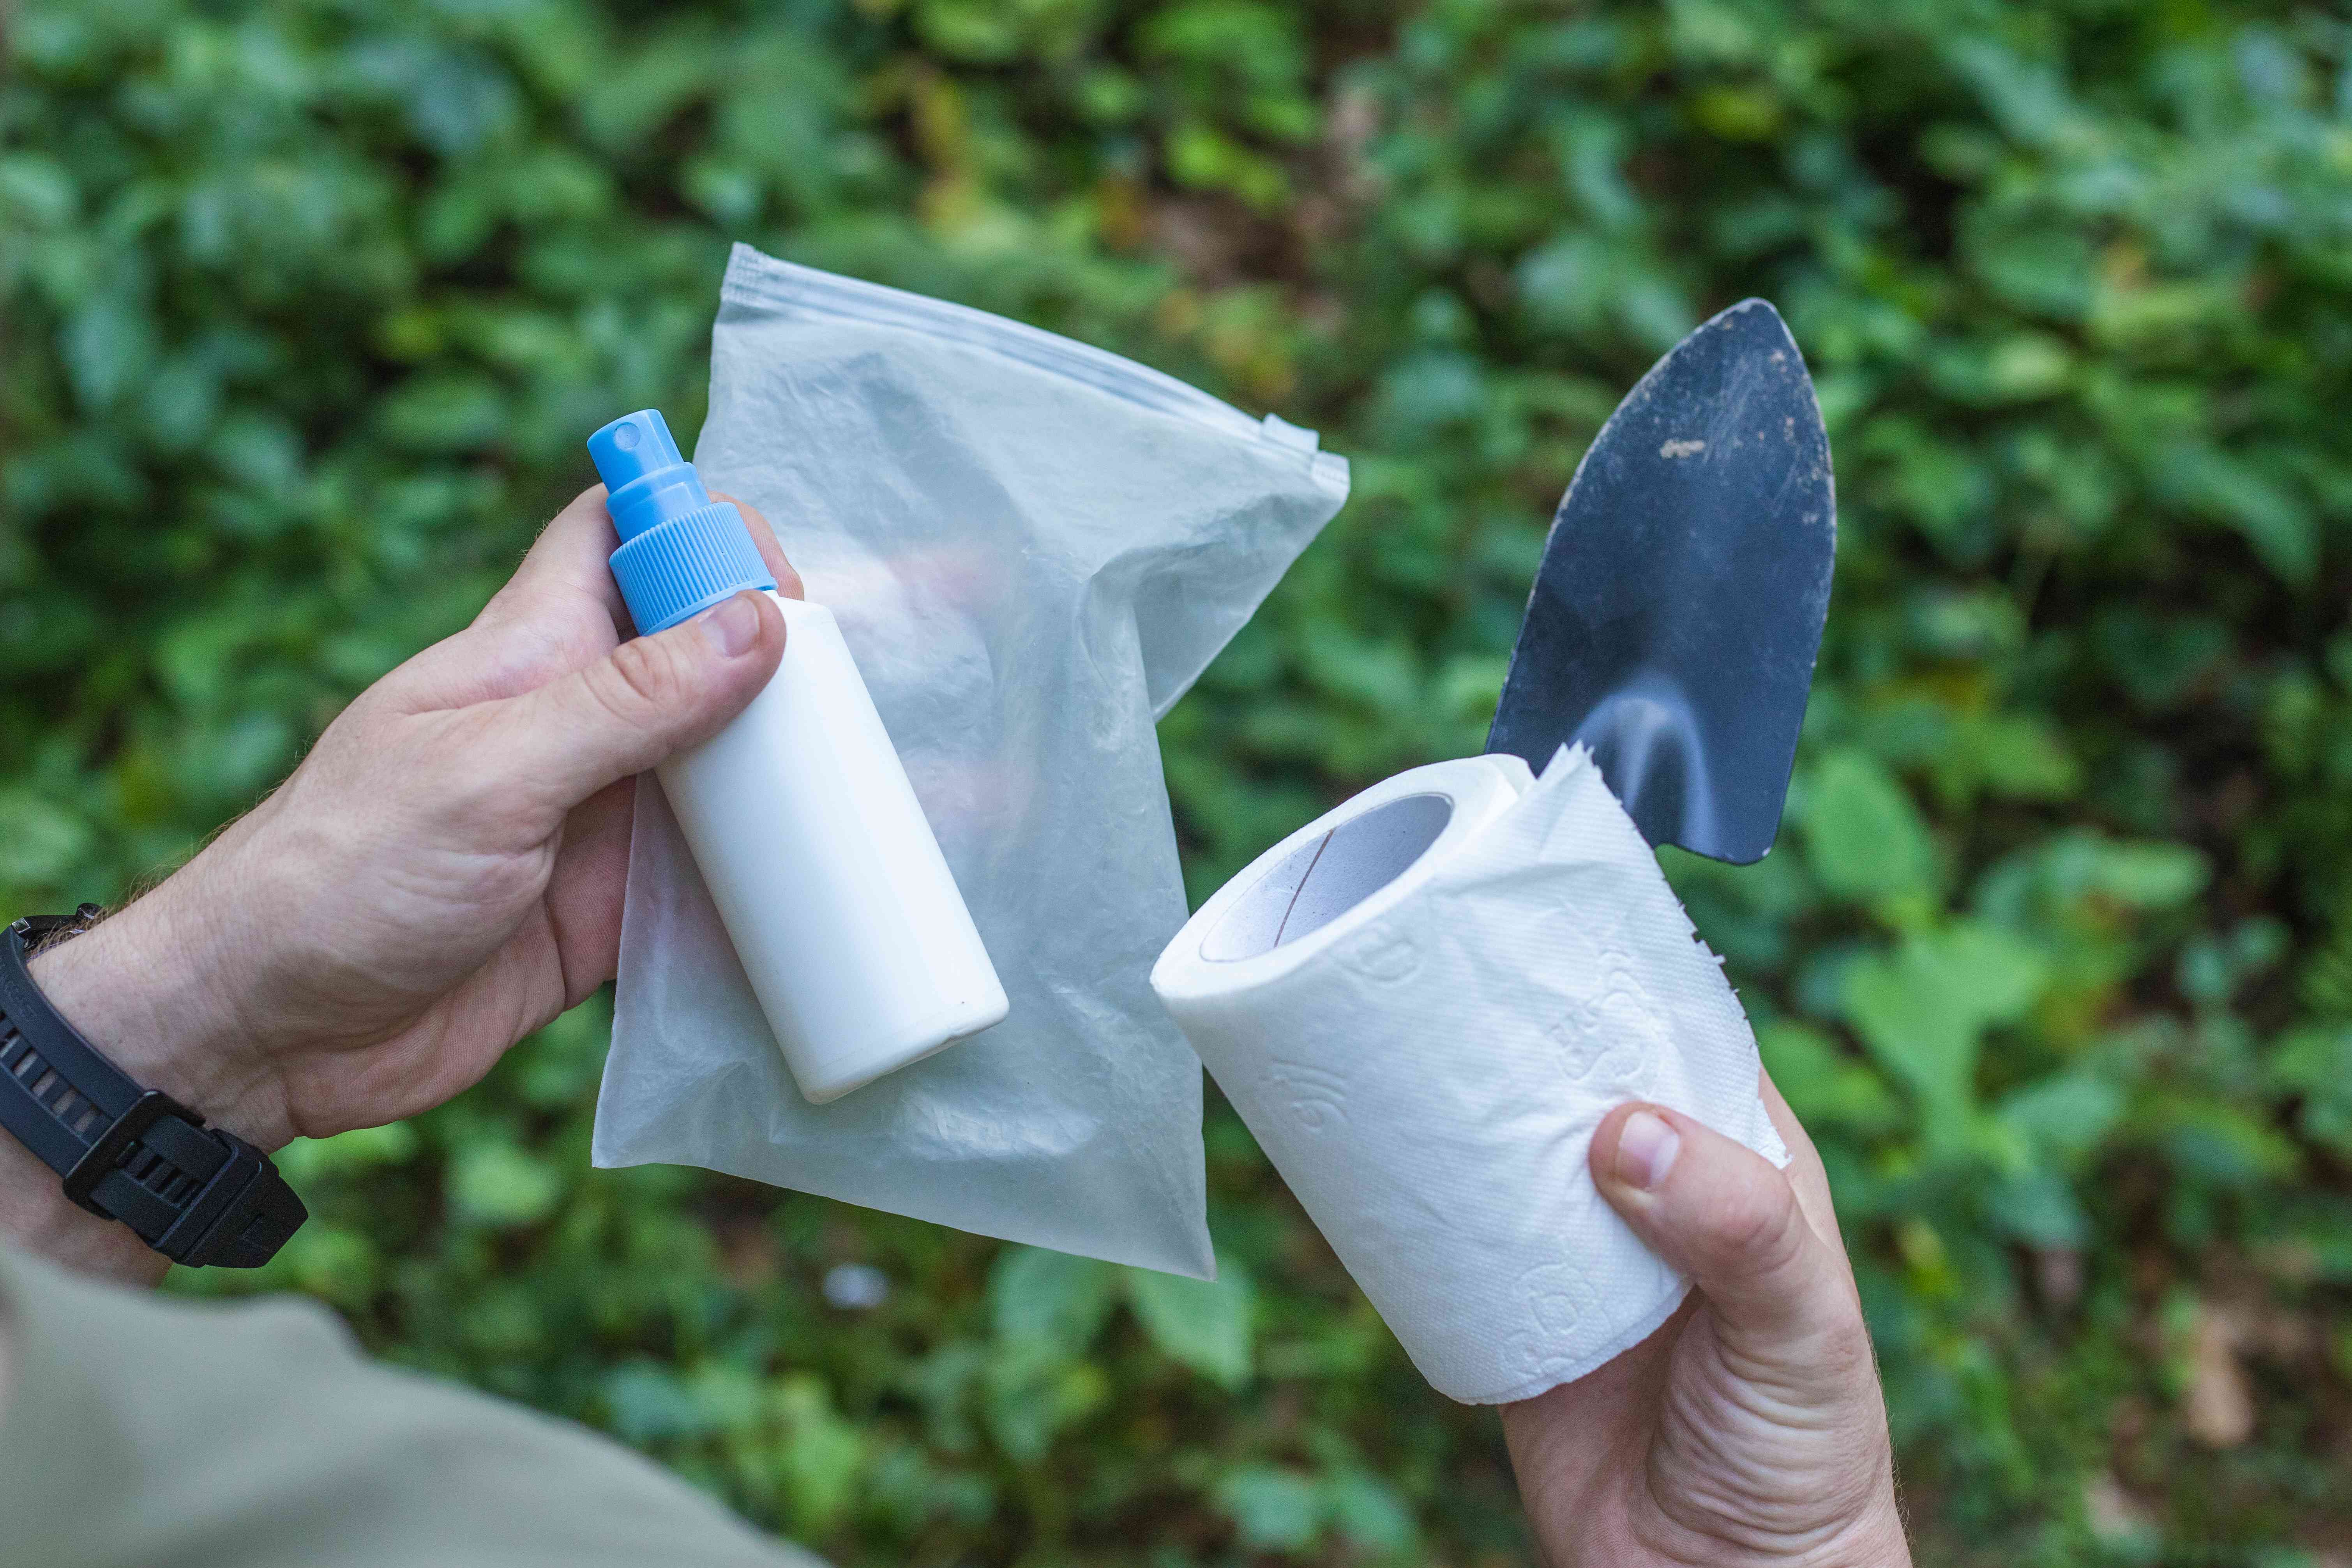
[589,410,1008,1102]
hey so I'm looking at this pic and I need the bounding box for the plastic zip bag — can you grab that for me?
[591,245,1349,1277]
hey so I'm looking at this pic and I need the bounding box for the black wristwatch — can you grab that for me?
[0,909,306,1267]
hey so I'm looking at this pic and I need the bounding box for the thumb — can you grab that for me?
[489,591,784,812]
[1590,1101,1852,1350]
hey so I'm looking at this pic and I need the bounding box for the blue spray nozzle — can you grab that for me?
[589,409,712,543]
[587,409,775,634]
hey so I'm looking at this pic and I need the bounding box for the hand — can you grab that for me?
[1502,1076,1910,1567]
[2,488,798,1282]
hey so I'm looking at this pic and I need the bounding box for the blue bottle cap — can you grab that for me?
[587,410,777,634]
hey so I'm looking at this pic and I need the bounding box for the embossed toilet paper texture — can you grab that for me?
[1156,749,1788,1404]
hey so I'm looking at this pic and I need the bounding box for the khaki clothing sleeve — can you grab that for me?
[0,1244,826,1568]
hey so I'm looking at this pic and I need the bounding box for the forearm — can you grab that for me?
[0,1123,167,1285]
[2,870,284,1287]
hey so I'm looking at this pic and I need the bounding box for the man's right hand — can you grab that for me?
[1502,1076,1911,1567]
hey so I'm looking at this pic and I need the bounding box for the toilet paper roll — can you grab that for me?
[1153,747,1789,1404]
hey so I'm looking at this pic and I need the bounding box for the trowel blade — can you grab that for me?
[1485,298,1834,864]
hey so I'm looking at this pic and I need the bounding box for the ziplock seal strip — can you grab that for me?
[720,244,1350,500]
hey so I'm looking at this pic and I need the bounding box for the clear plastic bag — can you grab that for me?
[590,245,1349,1277]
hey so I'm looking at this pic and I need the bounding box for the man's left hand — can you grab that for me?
[5,488,797,1282]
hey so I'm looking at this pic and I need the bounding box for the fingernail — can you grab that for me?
[701,593,762,658]
[1615,1110,1680,1191]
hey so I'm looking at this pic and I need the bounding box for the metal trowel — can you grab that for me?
[1485,298,1835,863]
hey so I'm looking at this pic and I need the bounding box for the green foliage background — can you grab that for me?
[5,0,2352,1561]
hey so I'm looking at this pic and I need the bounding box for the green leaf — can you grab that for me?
[2093,610,2231,710]
[1215,1465,1322,1551]
[2156,443,2316,584]
[1125,1262,1255,1389]
[1758,1019,1903,1133]
[1987,1169,2088,1248]
[1958,712,2080,802]
[1322,1469,1416,1552]
[983,1355,1110,1465]
[2085,841,2210,909]
[1844,921,2048,1134]
[1974,830,2211,933]
[603,1360,712,1443]
[1801,748,1938,904]
[989,1246,1116,1354]
[445,1139,561,1227]
[2269,1026,2352,1155]
[1996,1072,2124,1166]
[771,1374,867,1536]
[2155,1097,2300,1188]
[0,791,92,888]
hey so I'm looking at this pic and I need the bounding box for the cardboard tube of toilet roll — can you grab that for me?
[1152,749,1788,1404]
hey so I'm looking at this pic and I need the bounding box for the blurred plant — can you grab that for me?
[4,0,2350,1564]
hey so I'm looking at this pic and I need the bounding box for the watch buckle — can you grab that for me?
[62,1088,196,1215]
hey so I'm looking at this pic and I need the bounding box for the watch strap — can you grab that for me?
[0,913,306,1267]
